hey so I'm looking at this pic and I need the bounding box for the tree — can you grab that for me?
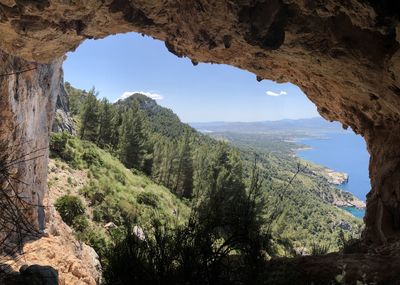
[151,137,178,189]
[110,108,122,150]
[97,98,114,147]
[64,82,88,116]
[174,132,194,198]
[118,104,147,170]
[198,144,247,232]
[79,87,99,141]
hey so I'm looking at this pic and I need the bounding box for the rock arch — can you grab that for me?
[0,0,399,245]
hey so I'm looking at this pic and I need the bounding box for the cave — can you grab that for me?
[0,0,400,283]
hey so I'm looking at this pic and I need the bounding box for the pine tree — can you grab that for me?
[97,98,114,147]
[151,135,164,183]
[118,105,146,170]
[197,143,247,232]
[174,132,194,198]
[110,109,122,151]
[192,145,213,198]
[162,142,178,189]
[79,88,99,141]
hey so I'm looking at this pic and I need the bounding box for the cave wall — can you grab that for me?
[0,0,399,244]
[0,51,63,235]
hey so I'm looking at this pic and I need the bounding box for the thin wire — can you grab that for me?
[0,67,37,78]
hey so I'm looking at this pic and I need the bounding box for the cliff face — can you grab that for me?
[0,0,399,246]
[0,51,101,284]
[52,82,76,135]
[0,51,62,237]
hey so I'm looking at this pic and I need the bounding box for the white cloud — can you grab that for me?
[118,91,164,102]
[266,90,287,97]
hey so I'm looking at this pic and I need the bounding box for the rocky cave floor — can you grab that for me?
[2,239,400,284]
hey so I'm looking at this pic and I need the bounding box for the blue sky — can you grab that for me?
[63,33,319,123]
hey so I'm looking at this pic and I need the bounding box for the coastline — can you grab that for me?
[332,197,366,209]
[293,137,367,219]
[339,206,365,220]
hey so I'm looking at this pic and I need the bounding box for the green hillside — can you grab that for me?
[49,132,190,254]
[49,83,365,283]
[116,94,196,138]
[61,83,363,251]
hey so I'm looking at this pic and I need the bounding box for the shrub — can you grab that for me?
[103,223,176,284]
[119,200,138,222]
[72,215,89,232]
[93,208,103,222]
[310,242,330,255]
[114,171,126,185]
[49,132,69,157]
[77,227,108,258]
[82,148,102,166]
[137,192,159,208]
[55,195,85,226]
[49,132,76,162]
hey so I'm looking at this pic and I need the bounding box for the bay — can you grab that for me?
[296,132,370,218]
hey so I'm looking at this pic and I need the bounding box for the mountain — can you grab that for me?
[190,117,346,137]
[115,93,196,138]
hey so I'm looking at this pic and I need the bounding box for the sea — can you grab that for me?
[296,132,370,219]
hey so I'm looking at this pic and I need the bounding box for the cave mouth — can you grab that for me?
[59,32,370,252]
[0,1,398,248]
[1,0,400,282]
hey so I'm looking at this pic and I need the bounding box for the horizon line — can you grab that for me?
[185,116,323,124]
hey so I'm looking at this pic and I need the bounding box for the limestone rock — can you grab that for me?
[104,222,117,230]
[0,0,15,7]
[0,50,62,248]
[324,170,349,186]
[7,201,102,285]
[52,82,76,135]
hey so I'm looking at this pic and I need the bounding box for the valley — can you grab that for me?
[5,83,368,284]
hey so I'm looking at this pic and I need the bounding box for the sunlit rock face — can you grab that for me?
[0,0,399,244]
[0,51,62,234]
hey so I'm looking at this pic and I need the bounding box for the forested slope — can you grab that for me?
[55,83,363,255]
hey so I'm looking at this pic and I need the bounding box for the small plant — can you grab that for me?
[72,215,89,232]
[76,226,108,258]
[114,172,126,185]
[82,148,102,165]
[49,132,75,162]
[137,191,159,208]
[55,195,85,226]
[310,242,330,256]
[49,132,69,157]
[67,176,73,185]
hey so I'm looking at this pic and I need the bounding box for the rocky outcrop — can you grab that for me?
[324,170,349,186]
[333,199,366,210]
[4,159,102,285]
[4,205,102,285]
[311,165,349,186]
[52,82,75,135]
[0,0,399,247]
